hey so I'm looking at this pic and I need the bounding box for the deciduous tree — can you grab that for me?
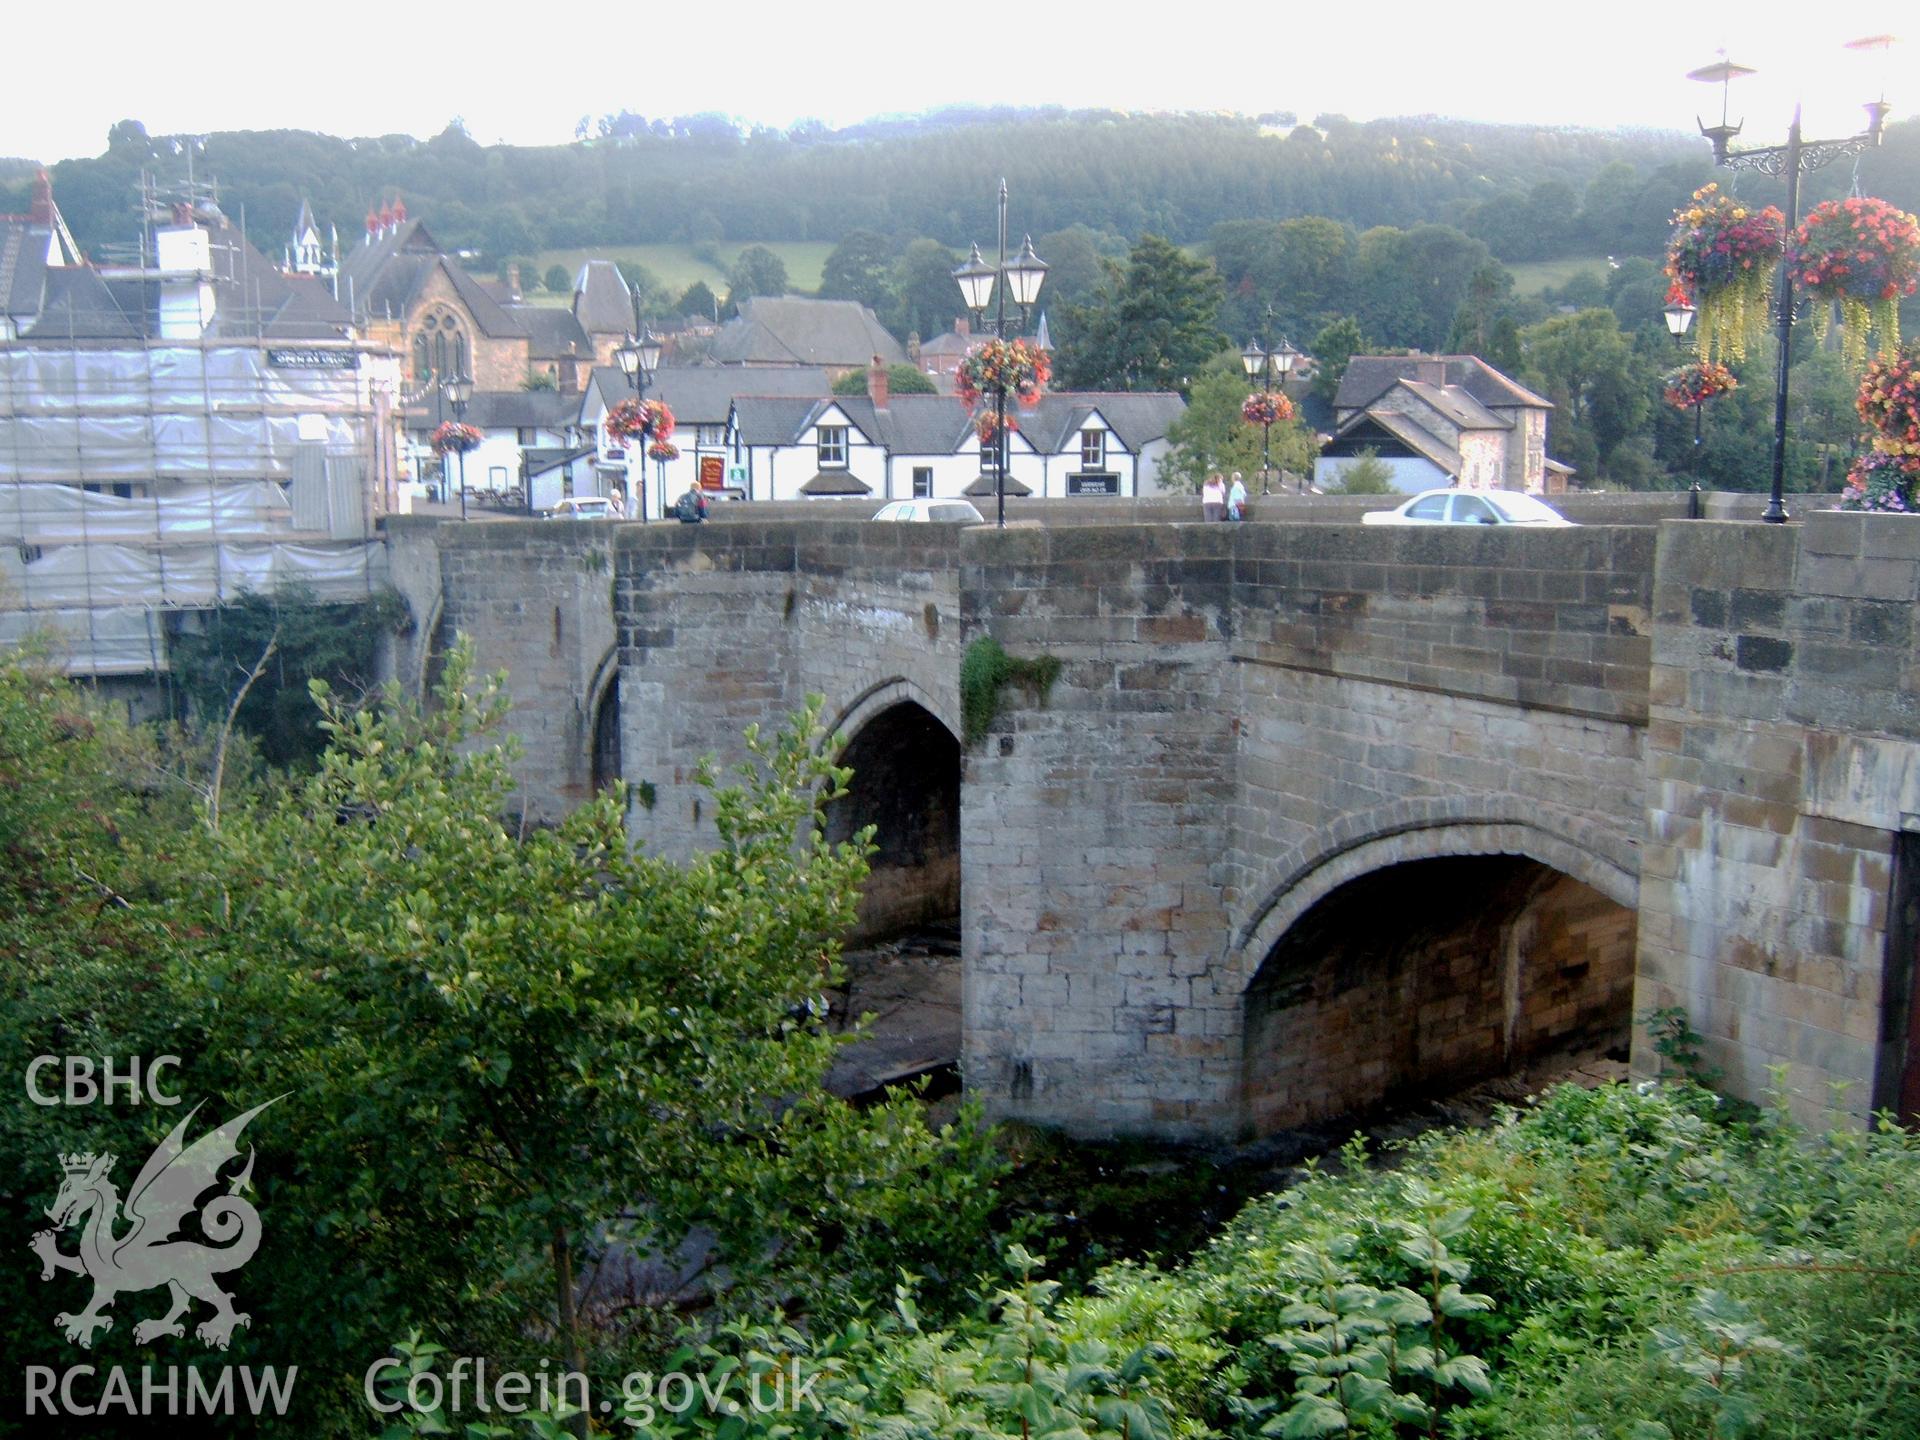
[1161,351,1317,490]
[819,229,897,311]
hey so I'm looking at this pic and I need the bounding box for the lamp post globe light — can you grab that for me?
[1686,36,1895,523]
[613,288,662,517]
[445,373,474,522]
[1242,334,1299,493]
[1663,300,1708,518]
[953,181,1047,528]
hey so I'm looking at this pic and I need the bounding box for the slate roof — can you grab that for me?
[572,261,634,337]
[964,473,1033,497]
[829,395,975,455]
[1334,355,1552,415]
[919,328,973,358]
[1016,392,1188,454]
[510,304,591,358]
[525,445,595,477]
[708,297,906,368]
[1328,410,1461,474]
[337,219,525,337]
[404,387,579,434]
[731,395,829,447]
[28,267,140,339]
[1396,378,1509,431]
[729,389,1187,458]
[1,218,53,323]
[586,364,832,425]
[799,471,873,496]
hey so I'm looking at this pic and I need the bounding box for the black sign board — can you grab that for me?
[1067,473,1120,496]
[268,348,358,370]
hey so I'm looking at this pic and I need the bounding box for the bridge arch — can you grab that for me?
[825,676,961,756]
[1235,801,1637,981]
[584,643,621,796]
[822,678,963,943]
[1234,803,1640,1137]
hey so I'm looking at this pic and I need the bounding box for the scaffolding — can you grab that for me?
[0,341,393,677]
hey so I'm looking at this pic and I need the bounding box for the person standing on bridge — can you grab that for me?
[1227,471,1248,522]
[1202,472,1226,522]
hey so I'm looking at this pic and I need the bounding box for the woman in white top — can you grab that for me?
[1202,472,1226,522]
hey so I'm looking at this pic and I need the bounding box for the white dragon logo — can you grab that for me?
[29,1098,278,1350]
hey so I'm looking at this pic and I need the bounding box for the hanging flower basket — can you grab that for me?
[1666,184,1785,363]
[646,440,680,462]
[955,338,1051,408]
[1241,391,1294,427]
[1790,197,1920,369]
[429,421,483,456]
[1661,361,1738,410]
[1857,345,1920,458]
[1840,450,1920,513]
[975,411,1018,445]
[604,397,675,444]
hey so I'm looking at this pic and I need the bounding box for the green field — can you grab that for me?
[527,242,835,302]
[1506,255,1614,298]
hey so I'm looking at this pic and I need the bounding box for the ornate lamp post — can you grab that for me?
[954,182,1047,527]
[431,376,449,503]
[613,290,663,518]
[1241,336,1299,492]
[445,373,474,521]
[1687,38,1894,523]
[1663,300,1706,518]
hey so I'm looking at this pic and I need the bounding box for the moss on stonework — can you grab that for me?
[961,636,1062,747]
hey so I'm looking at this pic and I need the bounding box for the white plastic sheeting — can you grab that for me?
[0,346,369,480]
[0,607,164,676]
[0,347,365,414]
[0,541,384,610]
[0,481,291,543]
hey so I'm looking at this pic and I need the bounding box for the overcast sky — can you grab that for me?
[5,3,1910,165]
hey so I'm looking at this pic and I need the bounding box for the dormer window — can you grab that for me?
[1080,428,1105,470]
[817,425,848,469]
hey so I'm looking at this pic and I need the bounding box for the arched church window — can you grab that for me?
[412,308,470,384]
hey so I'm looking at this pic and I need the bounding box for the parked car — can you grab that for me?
[1361,488,1574,527]
[547,497,616,521]
[872,500,985,523]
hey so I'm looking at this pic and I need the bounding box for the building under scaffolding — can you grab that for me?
[0,171,399,684]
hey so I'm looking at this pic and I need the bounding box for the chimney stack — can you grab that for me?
[956,316,970,338]
[28,169,53,225]
[508,263,522,302]
[867,354,889,410]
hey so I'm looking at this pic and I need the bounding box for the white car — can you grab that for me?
[872,500,985,524]
[547,496,616,521]
[1361,488,1574,527]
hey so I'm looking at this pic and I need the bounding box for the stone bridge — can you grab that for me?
[384,498,1920,1141]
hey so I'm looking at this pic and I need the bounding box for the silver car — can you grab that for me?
[1361,488,1574,527]
[872,500,985,523]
